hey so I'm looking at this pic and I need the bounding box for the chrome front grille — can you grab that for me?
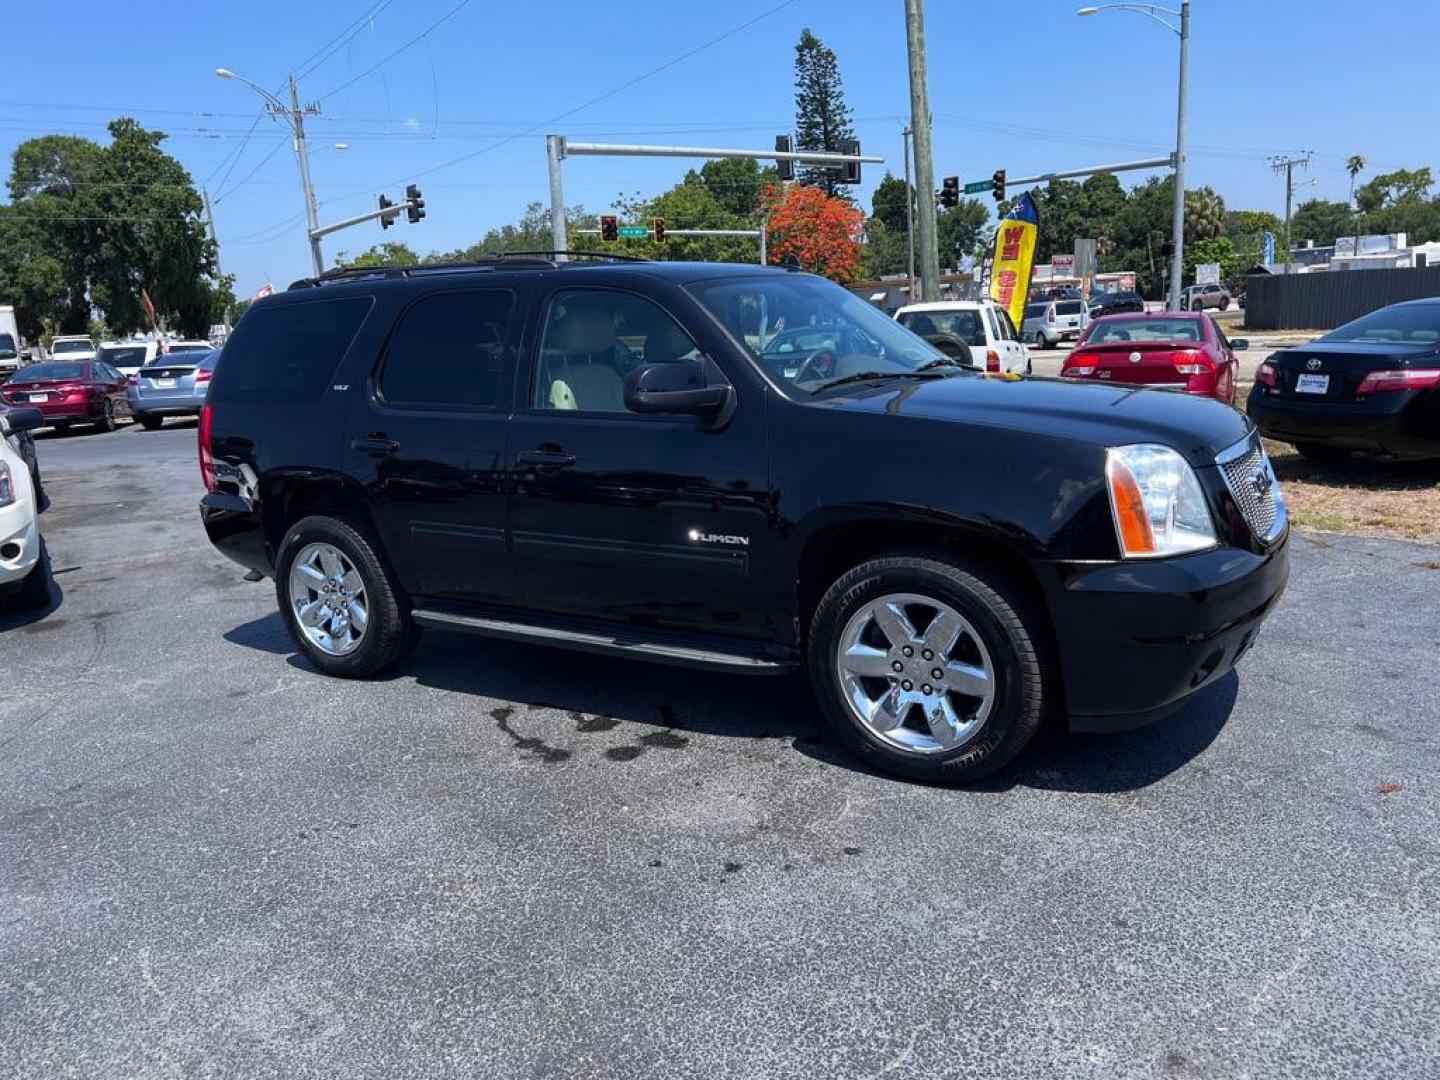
[1217,435,1286,543]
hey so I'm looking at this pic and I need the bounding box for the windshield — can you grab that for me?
[98,345,150,368]
[17,362,86,381]
[1084,318,1205,344]
[690,275,949,395]
[897,308,986,347]
[51,339,92,354]
[166,343,212,354]
[1320,304,1440,345]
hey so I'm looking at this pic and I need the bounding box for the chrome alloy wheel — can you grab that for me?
[835,592,995,755]
[288,542,369,657]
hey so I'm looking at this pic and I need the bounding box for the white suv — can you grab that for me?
[0,406,51,611]
[893,300,1030,374]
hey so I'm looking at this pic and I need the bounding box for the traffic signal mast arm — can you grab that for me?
[311,187,426,241]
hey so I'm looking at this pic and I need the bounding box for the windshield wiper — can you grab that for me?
[810,369,951,393]
[915,357,972,372]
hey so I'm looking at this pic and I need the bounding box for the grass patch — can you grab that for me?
[1263,439,1440,542]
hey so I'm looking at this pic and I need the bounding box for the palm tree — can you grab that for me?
[1346,154,1367,257]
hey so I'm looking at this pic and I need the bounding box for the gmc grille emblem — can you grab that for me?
[1251,469,1271,497]
[1306,358,1323,371]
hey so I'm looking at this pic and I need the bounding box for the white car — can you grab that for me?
[0,406,51,612]
[48,335,96,363]
[95,340,160,378]
[893,300,1031,374]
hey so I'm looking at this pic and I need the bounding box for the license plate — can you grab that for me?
[153,378,176,389]
[1295,373,1330,394]
[29,393,47,403]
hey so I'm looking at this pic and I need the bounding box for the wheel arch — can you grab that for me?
[259,470,379,561]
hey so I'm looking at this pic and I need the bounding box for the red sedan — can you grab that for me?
[1061,312,1244,403]
[1,360,129,432]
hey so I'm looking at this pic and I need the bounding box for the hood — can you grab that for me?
[818,373,1251,465]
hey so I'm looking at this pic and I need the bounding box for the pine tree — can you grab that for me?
[793,28,855,197]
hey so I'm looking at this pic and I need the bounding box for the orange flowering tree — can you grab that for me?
[763,183,864,283]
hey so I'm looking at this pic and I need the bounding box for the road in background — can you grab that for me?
[3,426,1437,1078]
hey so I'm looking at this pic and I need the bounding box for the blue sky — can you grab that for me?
[5,0,1435,294]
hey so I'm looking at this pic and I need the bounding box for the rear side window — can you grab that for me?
[210,297,372,406]
[378,290,514,410]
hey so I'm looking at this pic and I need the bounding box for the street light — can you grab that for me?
[1078,2,1189,312]
[215,66,324,276]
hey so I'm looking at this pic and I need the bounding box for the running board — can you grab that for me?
[410,606,796,674]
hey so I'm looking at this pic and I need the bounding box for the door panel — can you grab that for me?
[510,286,771,638]
[345,287,521,603]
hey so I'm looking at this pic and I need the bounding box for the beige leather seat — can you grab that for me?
[549,362,625,411]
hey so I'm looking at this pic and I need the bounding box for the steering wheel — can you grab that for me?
[794,349,839,383]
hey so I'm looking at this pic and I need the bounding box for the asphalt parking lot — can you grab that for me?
[3,423,1438,1079]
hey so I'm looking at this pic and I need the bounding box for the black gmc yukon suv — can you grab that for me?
[200,257,1289,784]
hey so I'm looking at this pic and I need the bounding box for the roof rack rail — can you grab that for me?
[288,250,649,290]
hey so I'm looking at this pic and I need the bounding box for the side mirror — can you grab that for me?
[1,406,44,433]
[1230,338,1249,351]
[624,362,732,419]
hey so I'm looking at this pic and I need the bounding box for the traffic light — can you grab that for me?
[378,193,394,230]
[775,135,794,182]
[653,217,666,243]
[839,138,861,185]
[992,169,1006,203]
[1160,240,1175,260]
[405,184,425,224]
[940,176,960,209]
[601,215,619,242]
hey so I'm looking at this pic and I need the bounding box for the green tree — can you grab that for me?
[685,158,776,219]
[1183,186,1225,243]
[425,201,597,261]
[1289,200,1351,247]
[870,172,910,233]
[335,241,421,268]
[1183,235,1238,284]
[937,200,989,271]
[793,28,855,197]
[1223,208,1284,266]
[863,218,909,278]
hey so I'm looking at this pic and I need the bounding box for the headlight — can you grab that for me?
[1106,444,1217,558]
[0,460,13,508]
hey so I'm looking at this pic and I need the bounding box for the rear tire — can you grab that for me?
[95,399,117,433]
[1220,297,1231,311]
[137,413,164,431]
[275,515,418,678]
[808,550,1048,786]
[1294,441,1351,464]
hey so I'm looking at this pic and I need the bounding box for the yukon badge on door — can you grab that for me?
[688,529,749,546]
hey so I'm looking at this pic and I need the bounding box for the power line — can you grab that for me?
[204,111,267,191]
[215,140,288,205]
[316,0,474,102]
[294,0,398,80]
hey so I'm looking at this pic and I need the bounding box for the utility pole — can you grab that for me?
[902,125,916,301]
[904,0,940,301]
[547,135,569,259]
[289,74,324,277]
[1169,0,1189,311]
[201,186,229,331]
[1270,152,1312,275]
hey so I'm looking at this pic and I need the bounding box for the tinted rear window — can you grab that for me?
[51,340,92,354]
[379,290,514,410]
[1056,301,1083,315]
[17,362,85,380]
[1087,318,1205,343]
[98,345,150,368]
[210,297,372,406]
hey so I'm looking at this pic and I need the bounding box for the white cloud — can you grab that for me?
[401,117,422,132]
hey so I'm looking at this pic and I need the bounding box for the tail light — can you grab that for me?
[1355,368,1440,395]
[199,403,217,492]
[1063,350,1100,377]
[985,349,1000,373]
[127,375,138,386]
[1256,360,1278,388]
[194,368,213,384]
[1046,308,1056,324]
[1171,349,1211,376]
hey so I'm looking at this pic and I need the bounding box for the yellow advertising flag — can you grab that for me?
[988,192,1040,328]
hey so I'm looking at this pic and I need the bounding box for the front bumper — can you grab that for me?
[0,494,40,588]
[1247,386,1440,459]
[1038,539,1290,732]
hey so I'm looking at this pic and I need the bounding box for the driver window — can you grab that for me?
[999,310,1019,341]
[533,289,702,414]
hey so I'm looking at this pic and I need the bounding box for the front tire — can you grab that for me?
[275,515,418,678]
[94,399,117,433]
[808,550,1048,785]
[12,536,53,611]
